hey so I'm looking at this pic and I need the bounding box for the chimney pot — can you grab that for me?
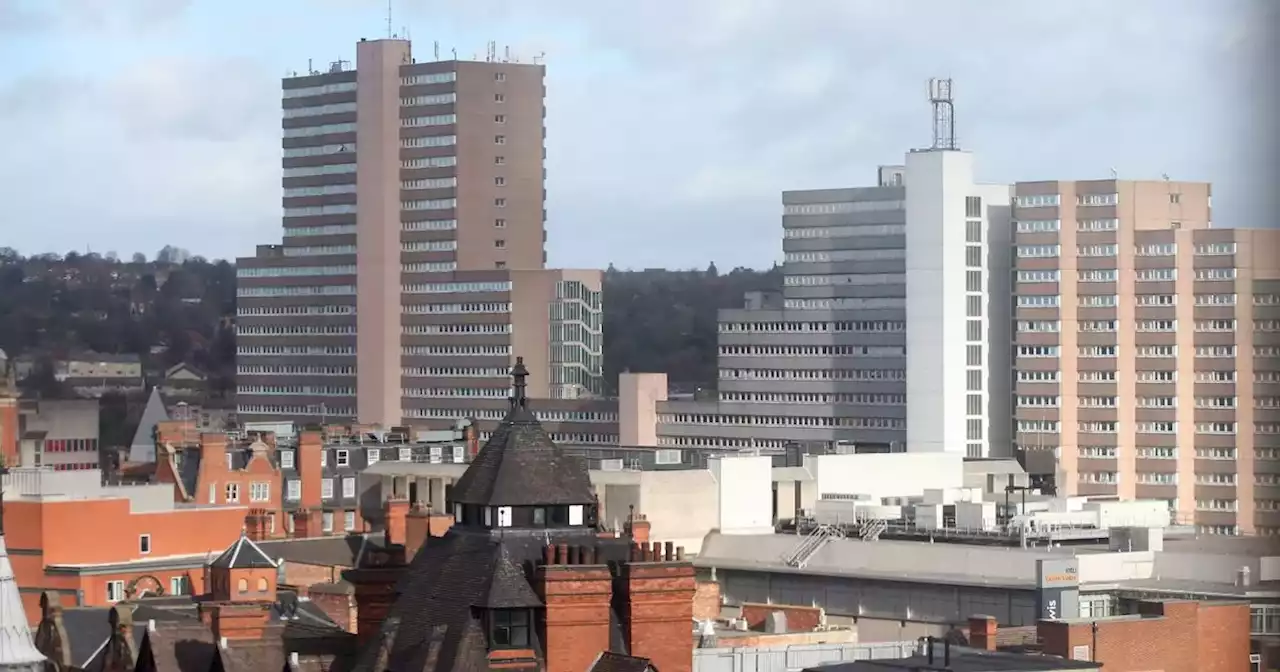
[584,545,597,565]
[664,541,674,562]
[649,541,660,561]
[557,543,569,565]
[630,543,640,562]
[676,546,686,561]
[543,544,555,566]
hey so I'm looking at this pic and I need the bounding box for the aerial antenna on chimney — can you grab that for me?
[928,78,957,150]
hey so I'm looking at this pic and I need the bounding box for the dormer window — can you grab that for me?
[497,506,512,527]
[489,609,530,649]
[569,505,584,526]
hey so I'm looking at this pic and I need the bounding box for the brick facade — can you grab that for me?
[1037,600,1250,672]
[740,602,823,633]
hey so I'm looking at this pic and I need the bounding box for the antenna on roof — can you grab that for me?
[386,0,393,38]
[928,78,957,151]
[434,41,439,60]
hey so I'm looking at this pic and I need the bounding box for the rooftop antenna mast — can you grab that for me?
[386,0,393,38]
[928,78,957,151]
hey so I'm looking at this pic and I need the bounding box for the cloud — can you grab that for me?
[2,0,1257,268]
[0,0,192,35]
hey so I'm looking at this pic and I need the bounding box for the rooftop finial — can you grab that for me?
[510,357,528,409]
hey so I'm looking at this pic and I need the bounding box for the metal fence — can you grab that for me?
[693,640,919,672]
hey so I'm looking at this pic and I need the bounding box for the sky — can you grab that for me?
[0,0,1268,269]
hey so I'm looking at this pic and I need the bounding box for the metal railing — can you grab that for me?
[782,524,844,568]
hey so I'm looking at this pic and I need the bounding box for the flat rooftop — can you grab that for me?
[804,647,1098,671]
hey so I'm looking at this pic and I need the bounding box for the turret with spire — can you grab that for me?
[0,446,46,670]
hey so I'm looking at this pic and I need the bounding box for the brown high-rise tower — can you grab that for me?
[236,39,605,433]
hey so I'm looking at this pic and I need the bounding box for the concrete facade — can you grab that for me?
[1011,179,1280,536]
[235,38,607,438]
[655,152,1012,457]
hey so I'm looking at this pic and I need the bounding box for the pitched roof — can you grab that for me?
[136,624,218,672]
[211,533,279,570]
[477,546,542,609]
[448,358,595,507]
[588,652,655,672]
[129,386,170,462]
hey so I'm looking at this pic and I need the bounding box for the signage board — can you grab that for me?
[1036,558,1080,621]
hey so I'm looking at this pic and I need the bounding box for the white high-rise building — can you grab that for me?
[655,148,1014,457]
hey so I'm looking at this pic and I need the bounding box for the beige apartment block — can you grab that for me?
[1012,179,1280,535]
[235,39,608,441]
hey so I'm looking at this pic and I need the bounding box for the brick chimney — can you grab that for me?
[404,502,432,560]
[384,496,410,546]
[615,540,695,672]
[199,601,273,641]
[292,508,320,539]
[244,509,270,541]
[623,506,650,545]
[537,543,613,672]
[298,430,324,509]
[342,543,407,646]
[968,615,998,651]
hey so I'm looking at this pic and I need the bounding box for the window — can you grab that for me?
[106,581,125,603]
[344,511,356,531]
[343,477,356,498]
[336,449,350,467]
[1015,194,1060,208]
[495,239,506,248]
[170,576,189,596]
[494,93,505,103]
[495,114,506,123]
[225,483,240,503]
[495,177,506,186]
[139,534,152,555]
[495,218,507,228]
[320,450,327,467]
[495,198,506,207]
[965,196,982,218]
[495,156,506,165]
[367,448,380,465]
[497,506,513,527]
[966,271,982,292]
[965,221,982,244]
[569,505,584,526]
[490,610,530,648]
[399,447,412,461]
[280,450,294,469]
[1170,193,1180,204]
[495,135,506,145]
[494,72,506,82]
[250,482,271,502]
[286,480,301,500]
[321,478,334,499]
[225,453,233,470]
[322,511,334,532]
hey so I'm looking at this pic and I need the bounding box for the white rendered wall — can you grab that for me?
[807,452,964,503]
[974,182,1014,458]
[905,150,973,454]
[709,455,774,535]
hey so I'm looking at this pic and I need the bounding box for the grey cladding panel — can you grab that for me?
[782,186,905,204]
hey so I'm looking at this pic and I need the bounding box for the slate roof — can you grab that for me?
[448,358,595,507]
[347,358,635,671]
[256,534,383,568]
[136,624,218,672]
[587,652,656,672]
[211,533,279,570]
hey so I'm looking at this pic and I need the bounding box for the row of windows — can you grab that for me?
[237,285,356,297]
[238,365,354,376]
[784,248,906,263]
[403,177,458,190]
[238,404,355,415]
[402,93,457,107]
[782,200,904,215]
[238,346,355,356]
[1019,395,1272,409]
[402,366,509,378]
[1016,242,1241,258]
[403,114,456,127]
[282,102,357,118]
[1017,293,1245,308]
[403,156,458,169]
[1018,370,1254,384]
[239,385,354,396]
[283,183,356,198]
[403,218,457,231]
[783,273,906,286]
[784,297,905,310]
[402,345,513,356]
[237,305,354,316]
[401,281,511,294]
[283,163,357,179]
[237,265,355,278]
[284,204,357,217]
[282,81,357,99]
[282,245,356,256]
[1018,420,1243,435]
[283,122,356,138]
[401,302,511,314]
[283,143,353,158]
[403,198,457,211]
[719,345,905,357]
[237,325,355,336]
[401,71,457,86]
[719,320,905,333]
[282,223,356,237]
[404,408,618,423]
[782,224,905,239]
[401,134,456,148]
[403,262,459,273]
[659,414,905,430]
[1016,268,1237,283]
[717,391,907,405]
[720,368,905,381]
[401,240,458,252]
[403,323,512,335]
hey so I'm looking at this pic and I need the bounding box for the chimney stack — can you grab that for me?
[616,538,697,672]
[623,506,650,544]
[537,542,612,672]
[291,509,318,539]
[384,496,410,546]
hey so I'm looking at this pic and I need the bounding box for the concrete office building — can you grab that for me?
[235,38,606,435]
[1011,178,1280,535]
[658,150,1013,457]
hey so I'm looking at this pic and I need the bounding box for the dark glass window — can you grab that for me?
[491,609,530,648]
[548,506,569,526]
[532,507,546,525]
